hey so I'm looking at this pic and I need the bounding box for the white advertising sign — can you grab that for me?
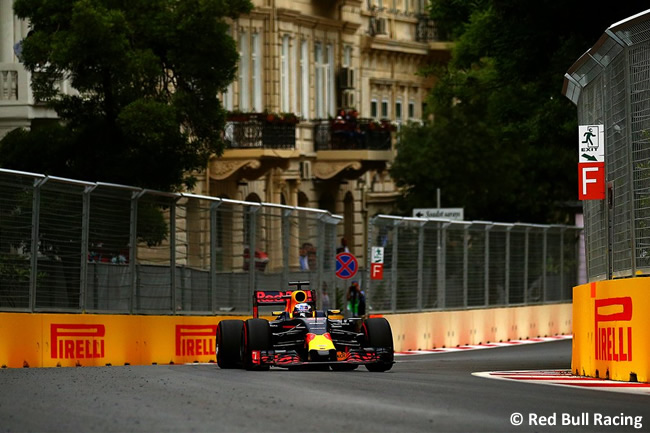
[412,208,464,221]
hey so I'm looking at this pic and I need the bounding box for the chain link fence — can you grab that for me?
[363,216,581,313]
[563,11,650,281]
[0,169,341,314]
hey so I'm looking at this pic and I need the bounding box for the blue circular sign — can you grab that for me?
[335,252,358,279]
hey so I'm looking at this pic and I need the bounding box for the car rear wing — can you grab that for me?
[252,281,315,318]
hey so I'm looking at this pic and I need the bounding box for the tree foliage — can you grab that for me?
[391,0,645,223]
[4,0,252,191]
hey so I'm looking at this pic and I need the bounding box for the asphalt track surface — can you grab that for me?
[1,339,648,433]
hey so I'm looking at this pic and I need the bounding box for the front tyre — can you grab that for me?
[363,317,394,372]
[242,318,271,371]
[216,320,244,369]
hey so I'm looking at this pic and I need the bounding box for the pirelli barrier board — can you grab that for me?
[573,279,650,383]
[0,313,235,368]
[0,302,574,368]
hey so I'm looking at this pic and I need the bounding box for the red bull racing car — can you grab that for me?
[215,281,394,372]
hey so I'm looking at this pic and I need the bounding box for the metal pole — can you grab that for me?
[169,198,177,314]
[129,191,144,313]
[390,220,399,312]
[29,178,47,311]
[505,226,511,305]
[210,201,222,313]
[417,221,425,310]
[463,225,469,308]
[248,206,260,303]
[484,224,491,307]
[80,185,97,311]
[523,227,530,305]
[282,209,292,288]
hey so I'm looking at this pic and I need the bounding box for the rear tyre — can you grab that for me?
[216,320,244,369]
[242,318,271,371]
[363,318,394,372]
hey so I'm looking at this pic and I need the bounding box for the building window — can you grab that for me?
[343,45,352,67]
[408,99,415,118]
[239,32,249,111]
[281,35,290,113]
[371,99,378,118]
[396,99,402,121]
[315,42,323,118]
[300,39,309,119]
[326,44,335,117]
[291,38,298,114]
[381,98,389,118]
[252,32,262,112]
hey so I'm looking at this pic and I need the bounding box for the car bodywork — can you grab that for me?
[216,281,394,372]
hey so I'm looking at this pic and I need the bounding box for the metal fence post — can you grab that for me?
[282,208,292,288]
[80,185,96,311]
[463,224,469,308]
[317,214,326,298]
[29,177,47,311]
[391,220,399,312]
[130,191,144,313]
[210,200,222,313]
[248,205,260,300]
[505,226,511,305]
[169,198,177,314]
[523,226,530,304]
[417,221,425,310]
[542,227,548,303]
[484,224,491,307]
[437,222,447,309]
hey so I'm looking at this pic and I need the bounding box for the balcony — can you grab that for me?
[224,112,297,149]
[311,115,394,180]
[210,112,300,181]
[416,15,438,43]
[313,117,393,151]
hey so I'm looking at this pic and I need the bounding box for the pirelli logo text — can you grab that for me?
[51,324,106,359]
[175,325,217,357]
[595,297,632,362]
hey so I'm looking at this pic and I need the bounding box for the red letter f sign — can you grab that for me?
[578,162,605,200]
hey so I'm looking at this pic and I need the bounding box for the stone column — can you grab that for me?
[0,0,15,63]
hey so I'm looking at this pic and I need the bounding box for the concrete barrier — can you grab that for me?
[0,313,230,368]
[0,303,572,368]
[385,303,572,352]
[573,280,650,383]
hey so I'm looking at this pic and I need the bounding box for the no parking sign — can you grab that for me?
[335,252,358,280]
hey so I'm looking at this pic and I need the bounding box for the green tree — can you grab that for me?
[4,0,252,191]
[392,0,645,223]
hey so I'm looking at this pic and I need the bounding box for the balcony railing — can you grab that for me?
[313,117,393,151]
[0,68,19,101]
[224,112,297,149]
[416,15,438,42]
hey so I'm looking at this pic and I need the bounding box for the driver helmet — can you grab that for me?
[293,302,312,318]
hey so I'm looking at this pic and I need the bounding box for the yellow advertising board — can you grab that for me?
[0,313,234,368]
[573,280,650,382]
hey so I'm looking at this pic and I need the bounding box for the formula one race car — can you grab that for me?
[215,281,394,372]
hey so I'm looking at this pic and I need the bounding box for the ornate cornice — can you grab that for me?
[312,161,362,179]
[208,159,261,180]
